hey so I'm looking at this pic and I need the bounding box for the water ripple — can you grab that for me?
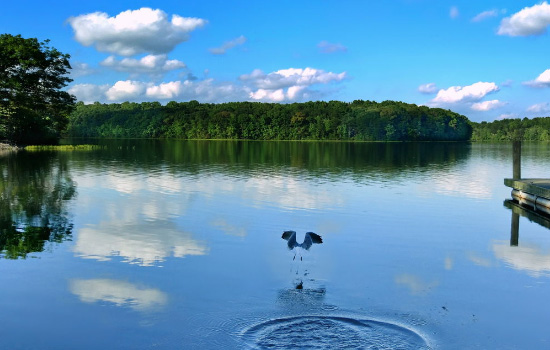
[240,315,430,349]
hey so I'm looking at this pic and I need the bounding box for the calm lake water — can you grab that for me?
[1,140,550,349]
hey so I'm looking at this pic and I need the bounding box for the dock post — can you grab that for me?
[510,211,519,246]
[513,141,521,179]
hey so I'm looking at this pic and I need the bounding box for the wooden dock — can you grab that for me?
[504,179,550,199]
[503,142,550,245]
[504,141,550,216]
[504,179,550,216]
[504,142,550,215]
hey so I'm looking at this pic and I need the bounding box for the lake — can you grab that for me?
[1,140,550,349]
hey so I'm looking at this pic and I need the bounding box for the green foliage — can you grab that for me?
[471,117,550,141]
[0,34,76,145]
[0,151,75,259]
[67,100,472,141]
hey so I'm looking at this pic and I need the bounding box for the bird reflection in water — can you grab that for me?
[281,230,323,289]
[277,286,327,311]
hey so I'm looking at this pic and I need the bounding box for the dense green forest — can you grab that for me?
[471,117,550,141]
[67,100,472,141]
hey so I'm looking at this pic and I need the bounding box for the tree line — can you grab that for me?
[5,33,550,144]
[471,117,550,141]
[67,100,473,141]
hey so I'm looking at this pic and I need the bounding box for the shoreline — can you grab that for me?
[0,143,19,151]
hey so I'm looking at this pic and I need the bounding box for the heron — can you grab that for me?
[281,230,323,261]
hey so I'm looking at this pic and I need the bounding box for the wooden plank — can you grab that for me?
[504,178,550,199]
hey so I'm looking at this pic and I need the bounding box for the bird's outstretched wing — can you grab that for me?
[282,230,298,249]
[302,232,323,250]
[308,232,323,244]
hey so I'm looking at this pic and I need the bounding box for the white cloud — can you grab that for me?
[287,85,307,100]
[240,67,346,101]
[100,54,186,75]
[317,41,347,53]
[161,79,243,102]
[69,67,346,103]
[67,83,110,104]
[240,67,346,90]
[498,2,550,36]
[248,85,312,102]
[450,6,459,19]
[471,99,507,111]
[105,80,148,101]
[69,279,168,311]
[186,79,250,102]
[527,102,550,113]
[238,69,263,82]
[524,69,550,88]
[209,35,247,55]
[67,8,207,56]
[418,83,438,94]
[430,82,499,105]
[69,66,346,104]
[171,14,206,31]
[146,81,184,99]
[144,80,245,101]
[70,78,249,104]
[70,62,96,78]
[249,88,285,102]
[501,79,514,87]
[471,9,500,22]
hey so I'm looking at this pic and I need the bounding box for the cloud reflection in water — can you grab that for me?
[395,274,439,295]
[493,241,550,277]
[74,221,208,266]
[69,278,168,311]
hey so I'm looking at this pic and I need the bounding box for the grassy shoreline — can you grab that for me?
[24,144,104,151]
[1,143,106,152]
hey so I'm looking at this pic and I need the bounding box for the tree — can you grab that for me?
[0,34,75,144]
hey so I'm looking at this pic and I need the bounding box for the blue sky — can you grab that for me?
[1,0,549,122]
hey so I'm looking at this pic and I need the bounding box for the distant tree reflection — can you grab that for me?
[0,151,75,259]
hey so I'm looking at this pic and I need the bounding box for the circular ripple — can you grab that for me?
[241,315,429,349]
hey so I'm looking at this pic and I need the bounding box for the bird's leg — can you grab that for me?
[293,253,296,261]
[300,256,303,261]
